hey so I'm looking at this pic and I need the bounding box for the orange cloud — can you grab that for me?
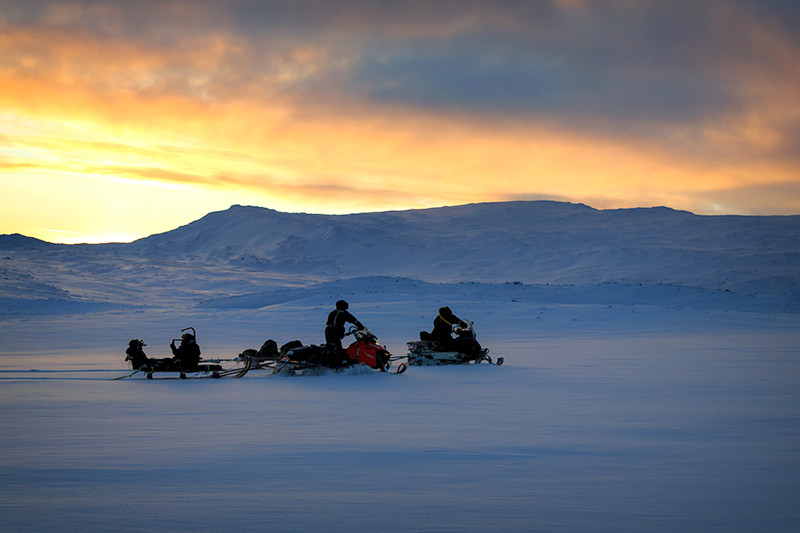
[1,2,800,245]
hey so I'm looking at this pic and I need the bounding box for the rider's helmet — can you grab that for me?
[181,333,194,343]
[336,300,349,310]
[439,306,453,318]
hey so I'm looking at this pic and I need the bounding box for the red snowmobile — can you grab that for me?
[273,326,406,376]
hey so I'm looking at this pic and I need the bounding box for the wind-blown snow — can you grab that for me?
[1,201,798,532]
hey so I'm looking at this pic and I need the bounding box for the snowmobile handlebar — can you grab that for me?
[453,320,476,339]
[346,325,377,342]
[345,325,368,335]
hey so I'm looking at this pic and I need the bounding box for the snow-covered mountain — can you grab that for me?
[1,201,799,305]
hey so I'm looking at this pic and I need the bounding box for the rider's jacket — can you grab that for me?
[326,309,363,339]
[431,312,465,344]
[171,340,201,367]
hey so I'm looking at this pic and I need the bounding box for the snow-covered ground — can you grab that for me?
[1,202,799,532]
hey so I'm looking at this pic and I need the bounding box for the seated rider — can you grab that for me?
[125,339,152,370]
[324,300,364,364]
[422,306,469,350]
[170,332,201,369]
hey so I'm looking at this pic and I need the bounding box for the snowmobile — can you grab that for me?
[407,320,503,366]
[272,326,406,376]
[117,327,252,380]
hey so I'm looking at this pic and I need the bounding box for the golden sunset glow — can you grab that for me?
[2,1,799,243]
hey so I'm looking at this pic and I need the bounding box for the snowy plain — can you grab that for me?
[1,201,799,532]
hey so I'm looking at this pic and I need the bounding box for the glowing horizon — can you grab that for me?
[2,1,800,244]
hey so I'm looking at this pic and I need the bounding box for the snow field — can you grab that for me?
[1,289,798,532]
[1,200,799,531]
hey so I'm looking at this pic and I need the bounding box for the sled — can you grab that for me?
[115,355,252,380]
[145,357,252,379]
[119,327,254,380]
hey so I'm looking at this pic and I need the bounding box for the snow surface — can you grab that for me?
[1,201,799,532]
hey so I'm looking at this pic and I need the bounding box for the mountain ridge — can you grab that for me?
[2,201,799,297]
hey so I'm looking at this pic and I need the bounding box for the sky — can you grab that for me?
[1,0,799,243]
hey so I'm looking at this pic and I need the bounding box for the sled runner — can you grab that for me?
[116,355,252,380]
[407,321,503,366]
[139,357,251,380]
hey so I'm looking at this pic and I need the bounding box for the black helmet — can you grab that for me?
[336,300,349,310]
[439,306,452,317]
[129,339,146,347]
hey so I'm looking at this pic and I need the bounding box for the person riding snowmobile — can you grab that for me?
[170,332,201,369]
[408,307,498,365]
[421,306,470,351]
[324,300,364,366]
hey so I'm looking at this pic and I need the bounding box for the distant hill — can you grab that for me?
[122,201,800,294]
[2,201,799,299]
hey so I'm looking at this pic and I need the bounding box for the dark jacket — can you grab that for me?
[125,346,150,370]
[325,309,364,341]
[431,312,466,345]
[171,339,201,368]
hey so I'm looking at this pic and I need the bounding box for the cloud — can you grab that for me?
[693,180,800,215]
[1,0,799,221]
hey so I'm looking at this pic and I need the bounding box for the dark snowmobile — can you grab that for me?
[407,321,503,366]
[272,327,406,376]
[118,328,252,380]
